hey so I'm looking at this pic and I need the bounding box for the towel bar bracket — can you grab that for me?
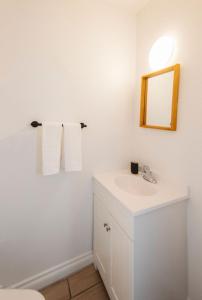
[31,121,87,129]
[31,121,42,128]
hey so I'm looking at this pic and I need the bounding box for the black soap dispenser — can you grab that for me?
[131,162,139,174]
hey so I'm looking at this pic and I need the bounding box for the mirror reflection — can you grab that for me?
[147,71,174,127]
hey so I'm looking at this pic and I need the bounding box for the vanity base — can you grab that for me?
[93,176,187,300]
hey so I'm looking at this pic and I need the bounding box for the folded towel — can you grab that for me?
[42,122,63,175]
[63,123,82,172]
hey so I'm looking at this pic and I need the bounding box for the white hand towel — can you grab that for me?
[63,123,82,172]
[42,122,62,176]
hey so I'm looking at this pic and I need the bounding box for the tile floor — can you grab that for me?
[40,265,109,300]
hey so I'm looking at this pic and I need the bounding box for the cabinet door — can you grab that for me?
[94,196,110,282]
[110,216,133,300]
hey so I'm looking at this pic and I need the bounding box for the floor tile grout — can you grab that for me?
[70,281,101,299]
[66,279,72,299]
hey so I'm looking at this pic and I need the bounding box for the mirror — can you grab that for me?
[140,64,180,131]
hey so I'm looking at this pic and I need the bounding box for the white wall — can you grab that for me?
[0,0,136,287]
[135,1,202,299]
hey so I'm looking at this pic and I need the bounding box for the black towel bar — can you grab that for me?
[31,121,87,129]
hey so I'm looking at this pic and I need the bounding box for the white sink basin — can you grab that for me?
[115,174,157,196]
[93,170,188,216]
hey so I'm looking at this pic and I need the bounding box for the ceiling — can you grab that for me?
[106,0,150,12]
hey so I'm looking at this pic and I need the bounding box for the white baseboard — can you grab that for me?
[8,251,93,291]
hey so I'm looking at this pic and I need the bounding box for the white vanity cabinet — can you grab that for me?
[94,195,133,300]
[93,173,188,300]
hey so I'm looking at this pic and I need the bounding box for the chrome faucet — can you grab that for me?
[140,165,157,184]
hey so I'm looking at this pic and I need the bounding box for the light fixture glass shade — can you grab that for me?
[149,36,175,70]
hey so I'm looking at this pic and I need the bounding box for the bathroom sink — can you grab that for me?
[94,170,188,216]
[114,174,157,196]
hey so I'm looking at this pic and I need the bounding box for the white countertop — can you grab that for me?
[93,170,189,216]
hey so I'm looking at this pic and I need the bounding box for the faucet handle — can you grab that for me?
[140,164,157,184]
[142,165,151,173]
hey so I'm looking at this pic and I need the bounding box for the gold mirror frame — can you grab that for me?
[140,64,180,131]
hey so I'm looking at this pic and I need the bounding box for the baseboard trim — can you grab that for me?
[8,251,93,290]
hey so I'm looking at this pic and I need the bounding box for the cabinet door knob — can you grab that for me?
[106,226,111,232]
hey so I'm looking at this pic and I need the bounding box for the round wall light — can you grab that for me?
[149,36,175,70]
